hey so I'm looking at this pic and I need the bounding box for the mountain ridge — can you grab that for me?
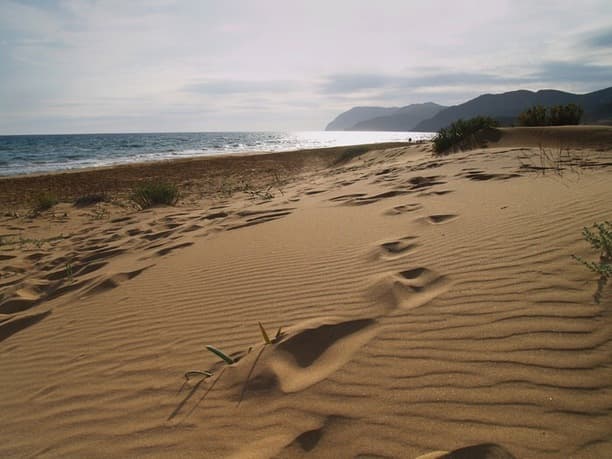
[348,102,446,131]
[325,87,612,132]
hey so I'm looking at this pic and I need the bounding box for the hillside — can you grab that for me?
[414,87,612,131]
[325,86,612,132]
[347,102,445,131]
[325,107,400,131]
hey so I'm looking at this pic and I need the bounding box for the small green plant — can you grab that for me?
[65,262,74,284]
[258,322,284,345]
[258,321,271,344]
[131,181,179,209]
[205,344,235,364]
[183,345,234,383]
[433,116,498,154]
[174,322,289,421]
[573,221,611,303]
[33,192,59,212]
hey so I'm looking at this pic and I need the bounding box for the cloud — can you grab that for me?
[582,28,612,48]
[2,0,612,133]
[320,74,391,93]
[182,79,301,95]
[320,71,535,96]
[534,61,612,84]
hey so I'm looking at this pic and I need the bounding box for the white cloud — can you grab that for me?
[1,0,611,133]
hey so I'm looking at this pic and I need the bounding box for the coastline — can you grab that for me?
[0,141,411,209]
[0,130,433,178]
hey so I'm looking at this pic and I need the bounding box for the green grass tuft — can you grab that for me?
[131,181,179,209]
[32,192,59,212]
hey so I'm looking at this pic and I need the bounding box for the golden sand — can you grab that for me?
[1,127,611,458]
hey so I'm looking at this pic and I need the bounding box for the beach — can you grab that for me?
[1,126,611,458]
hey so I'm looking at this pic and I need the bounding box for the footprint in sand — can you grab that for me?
[406,175,446,191]
[384,203,423,216]
[374,236,419,261]
[154,242,194,256]
[416,443,516,459]
[457,170,522,182]
[416,214,459,225]
[81,266,151,296]
[418,189,454,197]
[330,190,410,206]
[226,208,294,231]
[370,267,451,313]
[280,415,349,455]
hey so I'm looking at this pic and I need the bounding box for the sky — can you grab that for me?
[1,0,612,134]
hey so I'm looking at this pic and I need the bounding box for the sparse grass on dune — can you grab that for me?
[32,192,59,213]
[73,193,109,207]
[517,145,594,175]
[332,145,372,165]
[131,181,180,209]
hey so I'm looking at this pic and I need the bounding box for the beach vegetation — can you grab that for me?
[258,321,284,345]
[74,192,108,207]
[183,344,235,382]
[183,370,213,381]
[205,344,235,364]
[518,105,548,126]
[65,262,74,284]
[258,321,271,344]
[573,221,611,303]
[32,192,59,212]
[131,181,180,209]
[179,322,286,415]
[517,145,591,176]
[433,116,499,154]
[247,186,274,201]
[182,344,235,387]
[518,103,583,126]
[549,103,583,125]
[333,145,371,165]
[0,233,68,249]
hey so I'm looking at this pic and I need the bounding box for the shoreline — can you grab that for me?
[0,141,411,209]
[0,130,434,179]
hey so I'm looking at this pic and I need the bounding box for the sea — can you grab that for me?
[0,131,433,177]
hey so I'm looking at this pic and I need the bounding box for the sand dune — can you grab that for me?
[1,128,611,458]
